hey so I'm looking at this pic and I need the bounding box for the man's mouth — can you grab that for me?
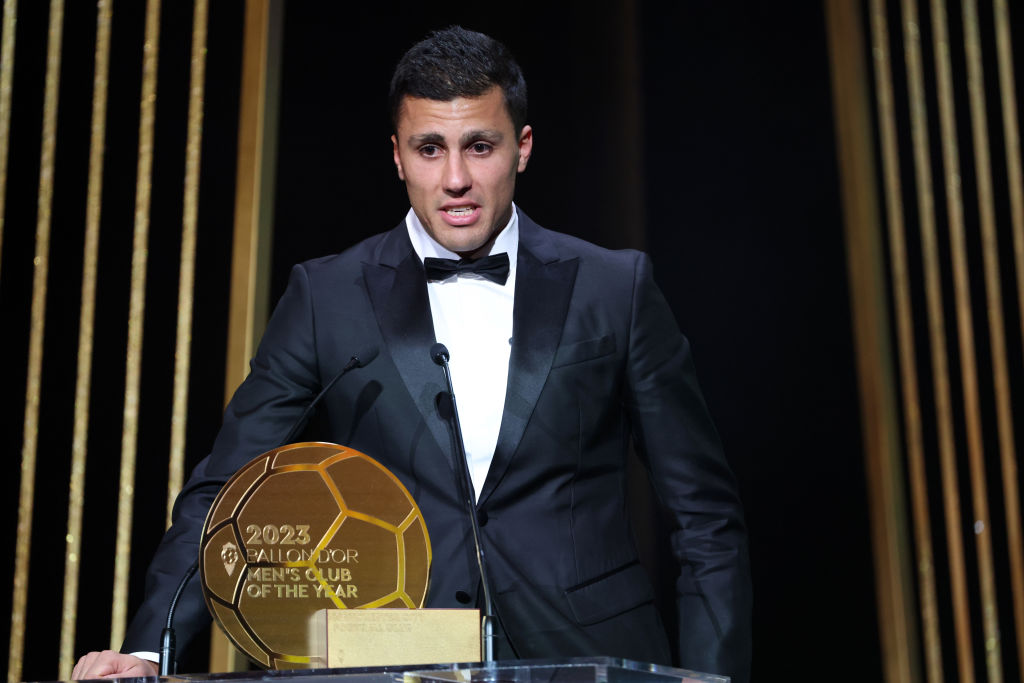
[444,206,476,216]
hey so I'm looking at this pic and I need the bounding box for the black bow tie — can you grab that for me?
[423,252,510,285]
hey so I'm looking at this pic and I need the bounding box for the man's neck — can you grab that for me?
[406,205,519,262]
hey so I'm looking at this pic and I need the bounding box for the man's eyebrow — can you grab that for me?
[461,129,504,146]
[408,132,445,146]
[406,129,505,147]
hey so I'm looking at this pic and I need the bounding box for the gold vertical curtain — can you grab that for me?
[58,0,112,676]
[1,1,216,680]
[211,0,283,671]
[10,2,64,681]
[110,0,162,651]
[827,0,1024,681]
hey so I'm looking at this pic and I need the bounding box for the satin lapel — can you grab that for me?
[363,229,456,475]
[479,221,578,505]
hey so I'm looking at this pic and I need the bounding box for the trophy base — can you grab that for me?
[309,608,481,669]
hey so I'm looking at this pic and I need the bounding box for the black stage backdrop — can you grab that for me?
[0,2,878,680]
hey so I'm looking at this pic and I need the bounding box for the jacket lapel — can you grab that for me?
[362,225,457,475]
[479,212,578,505]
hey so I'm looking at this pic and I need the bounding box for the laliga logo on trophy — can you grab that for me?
[221,541,240,577]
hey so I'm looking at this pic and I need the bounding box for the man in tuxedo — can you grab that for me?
[74,26,751,682]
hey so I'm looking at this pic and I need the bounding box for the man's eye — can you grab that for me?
[469,142,492,155]
[419,145,442,157]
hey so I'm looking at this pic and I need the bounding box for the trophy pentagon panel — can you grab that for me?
[325,455,414,528]
[203,524,246,604]
[403,521,430,601]
[236,469,341,551]
[210,600,270,668]
[206,455,268,529]
[271,442,340,468]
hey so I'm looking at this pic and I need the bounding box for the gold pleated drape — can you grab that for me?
[0,1,214,679]
[828,0,1024,681]
[0,0,279,677]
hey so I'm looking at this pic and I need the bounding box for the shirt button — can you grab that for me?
[455,590,473,604]
[435,392,454,419]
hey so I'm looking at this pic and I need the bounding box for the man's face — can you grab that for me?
[391,86,533,259]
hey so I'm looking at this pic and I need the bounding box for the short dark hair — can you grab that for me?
[389,26,528,134]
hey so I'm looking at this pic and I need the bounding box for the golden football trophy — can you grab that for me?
[199,442,435,668]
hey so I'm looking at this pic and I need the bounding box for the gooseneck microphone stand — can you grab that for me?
[159,560,198,675]
[430,343,497,663]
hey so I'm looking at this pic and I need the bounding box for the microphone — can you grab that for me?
[430,343,449,365]
[282,346,380,444]
[159,560,198,675]
[159,346,379,675]
[430,343,498,662]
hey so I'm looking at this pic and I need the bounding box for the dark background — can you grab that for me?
[0,2,878,680]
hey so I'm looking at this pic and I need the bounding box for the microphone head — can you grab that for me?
[354,346,379,368]
[430,343,450,365]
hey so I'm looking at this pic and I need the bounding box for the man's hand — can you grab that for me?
[72,651,158,679]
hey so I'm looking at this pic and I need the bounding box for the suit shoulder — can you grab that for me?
[530,222,647,274]
[292,228,398,279]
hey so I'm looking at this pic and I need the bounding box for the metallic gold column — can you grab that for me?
[874,0,945,678]
[826,1,920,680]
[212,0,283,671]
[997,0,1024,359]
[931,0,1003,679]
[58,1,112,678]
[9,1,63,681]
[0,0,17,276]
[225,0,281,396]
[167,0,209,528]
[992,0,1024,674]
[901,0,976,679]
[962,3,1019,679]
[111,0,161,650]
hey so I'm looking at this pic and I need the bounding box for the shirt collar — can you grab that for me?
[405,205,519,271]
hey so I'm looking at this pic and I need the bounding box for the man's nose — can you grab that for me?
[442,153,471,195]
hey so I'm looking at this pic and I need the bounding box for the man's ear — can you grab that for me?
[516,125,533,173]
[391,135,405,181]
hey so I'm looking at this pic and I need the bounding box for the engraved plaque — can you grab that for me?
[199,442,432,669]
[309,608,480,668]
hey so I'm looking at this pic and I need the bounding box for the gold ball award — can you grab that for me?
[199,442,432,669]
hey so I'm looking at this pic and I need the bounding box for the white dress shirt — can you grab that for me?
[406,207,517,502]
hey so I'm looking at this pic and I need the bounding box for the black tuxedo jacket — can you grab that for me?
[124,210,751,680]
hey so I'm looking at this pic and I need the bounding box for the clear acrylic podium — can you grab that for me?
[163,657,727,683]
